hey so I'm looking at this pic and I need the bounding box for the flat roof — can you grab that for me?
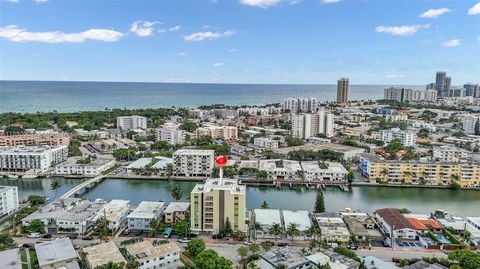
[273,143,365,154]
[125,241,181,262]
[259,159,301,172]
[260,247,310,268]
[307,249,359,269]
[301,161,348,174]
[173,149,214,156]
[191,178,246,195]
[254,209,282,227]
[151,157,173,169]
[83,242,126,268]
[282,210,311,231]
[128,201,165,219]
[126,158,153,169]
[164,202,190,213]
[93,199,129,223]
[23,198,106,222]
[0,249,21,269]
[35,238,77,267]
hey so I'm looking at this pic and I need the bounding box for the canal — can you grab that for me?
[1,178,479,216]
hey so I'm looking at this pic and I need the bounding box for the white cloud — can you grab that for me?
[0,25,124,43]
[213,62,225,67]
[130,20,161,37]
[239,0,281,8]
[177,52,188,56]
[228,48,238,53]
[33,0,48,3]
[441,39,461,47]
[184,30,234,41]
[322,0,340,4]
[375,24,429,36]
[468,2,480,15]
[166,78,190,83]
[419,8,451,18]
[6,0,19,3]
[386,74,405,79]
[169,25,181,32]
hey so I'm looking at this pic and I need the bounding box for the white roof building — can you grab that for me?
[83,242,127,269]
[301,161,348,181]
[35,238,78,269]
[0,249,21,269]
[93,199,130,230]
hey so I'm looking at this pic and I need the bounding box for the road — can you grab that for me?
[356,248,447,262]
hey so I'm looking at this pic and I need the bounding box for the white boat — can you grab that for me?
[7,174,19,180]
[22,170,38,179]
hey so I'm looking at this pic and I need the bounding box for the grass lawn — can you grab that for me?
[29,249,38,268]
[20,249,28,269]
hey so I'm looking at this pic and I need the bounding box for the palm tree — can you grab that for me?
[254,221,262,241]
[380,168,389,181]
[286,223,300,241]
[171,185,182,201]
[275,264,287,269]
[149,219,159,237]
[50,180,61,200]
[237,246,249,266]
[165,164,174,179]
[269,223,283,241]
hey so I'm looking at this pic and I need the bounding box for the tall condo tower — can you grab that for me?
[337,78,349,103]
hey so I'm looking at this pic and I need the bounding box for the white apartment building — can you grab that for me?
[258,159,302,180]
[195,125,238,140]
[127,201,166,231]
[125,241,181,269]
[316,216,351,242]
[300,161,348,181]
[0,186,19,216]
[22,198,106,234]
[460,114,480,134]
[54,157,116,177]
[237,106,280,116]
[291,110,334,139]
[412,90,423,102]
[384,114,408,122]
[380,128,416,147]
[155,123,186,145]
[411,120,437,132]
[92,199,130,230]
[375,208,417,240]
[425,89,437,102]
[0,145,68,173]
[172,149,214,178]
[282,97,318,113]
[253,137,279,150]
[116,115,147,131]
[432,145,470,162]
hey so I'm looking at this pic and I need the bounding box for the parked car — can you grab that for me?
[82,236,94,240]
[392,257,401,263]
[135,230,143,236]
[122,229,130,235]
[27,233,41,238]
[73,245,80,250]
[41,234,52,239]
[68,234,78,240]
[22,243,33,248]
[347,245,358,250]
[178,238,190,243]
[244,240,253,245]
[277,242,289,247]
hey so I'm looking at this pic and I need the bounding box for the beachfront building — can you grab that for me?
[124,241,181,269]
[83,242,127,269]
[22,198,106,234]
[337,78,349,104]
[195,125,238,141]
[35,238,78,269]
[0,186,19,216]
[384,87,413,102]
[127,201,166,231]
[155,123,186,145]
[259,159,302,180]
[282,97,318,113]
[253,137,279,150]
[291,110,334,139]
[0,145,68,173]
[173,149,214,178]
[92,199,130,230]
[380,128,416,147]
[54,157,116,177]
[360,154,480,187]
[116,115,147,131]
[190,178,247,234]
[164,202,190,225]
[300,161,348,181]
[0,133,70,147]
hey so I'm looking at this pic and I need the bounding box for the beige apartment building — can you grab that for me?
[190,178,247,235]
[195,125,238,141]
[0,133,70,147]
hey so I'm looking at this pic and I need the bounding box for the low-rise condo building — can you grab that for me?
[173,149,214,178]
[259,159,302,180]
[316,215,351,242]
[380,128,416,147]
[190,178,247,234]
[360,154,480,187]
[164,202,190,225]
[124,241,181,269]
[432,145,470,162]
[301,161,348,181]
[155,123,186,145]
[0,186,19,216]
[0,145,68,173]
[35,238,78,269]
[253,137,279,150]
[83,242,127,269]
[127,201,166,231]
[0,133,70,147]
[253,209,283,239]
[195,125,238,140]
[92,199,130,230]
[54,157,116,177]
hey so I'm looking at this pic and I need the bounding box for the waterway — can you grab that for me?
[1,178,479,216]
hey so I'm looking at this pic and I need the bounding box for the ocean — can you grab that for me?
[0,80,422,113]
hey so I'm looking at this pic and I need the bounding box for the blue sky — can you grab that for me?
[0,0,479,84]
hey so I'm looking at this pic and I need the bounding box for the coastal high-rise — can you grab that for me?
[282,97,317,113]
[435,71,447,98]
[291,110,334,138]
[464,83,479,97]
[116,115,147,131]
[425,89,437,102]
[336,78,349,103]
[384,87,413,102]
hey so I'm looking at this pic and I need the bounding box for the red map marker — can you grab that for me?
[215,155,228,168]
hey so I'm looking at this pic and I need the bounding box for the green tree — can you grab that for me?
[149,219,160,237]
[448,249,480,269]
[260,241,273,252]
[286,223,300,240]
[275,264,287,269]
[256,170,269,180]
[28,195,46,206]
[260,201,269,209]
[221,217,233,237]
[345,170,355,183]
[0,233,15,251]
[96,216,109,242]
[94,261,125,269]
[171,185,182,201]
[194,249,233,269]
[151,141,171,151]
[173,220,190,238]
[269,223,283,241]
[50,180,61,200]
[165,163,174,179]
[314,190,325,213]
[237,246,249,265]
[24,219,45,234]
[248,243,260,255]
[186,238,206,258]
[385,138,404,156]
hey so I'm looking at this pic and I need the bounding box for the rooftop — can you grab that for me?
[282,210,311,231]
[35,238,77,267]
[93,199,129,223]
[260,247,311,269]
[375,208,414,230]
[125,241,181,262]
[173,149,214,156]
[406,218,442,230]
[23,198,106,222]
[128,201,166,219]
[254,209,282,227]
[191,178,245,194]
[301,161,348,174]
[306,249,359,269]
[0,249,22,269]
[273,143,365,155]
[83,242,127,268]
[164,202,190,213]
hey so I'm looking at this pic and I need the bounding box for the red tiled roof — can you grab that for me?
[375,208,414,230]
[406,218,442,230]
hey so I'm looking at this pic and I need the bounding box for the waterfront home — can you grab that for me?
[54,156,116,177]
[342,215,383,242]
[374,208,417,240]
[282,210,312,240]
[300,161,348,181]
[164,202,190,225]
[92,199,130,230]
[83,242,127,269]
[316,214,351,243]
[22,198,106,234]
[35,238,78,269]
[259,159,302,180]
[404,214,443,234]
[126,157,173,176]
[253,208,283,239]
[124,241,181,269]
[127,201,166,231]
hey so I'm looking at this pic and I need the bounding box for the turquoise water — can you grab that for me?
[0,81,421,113]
